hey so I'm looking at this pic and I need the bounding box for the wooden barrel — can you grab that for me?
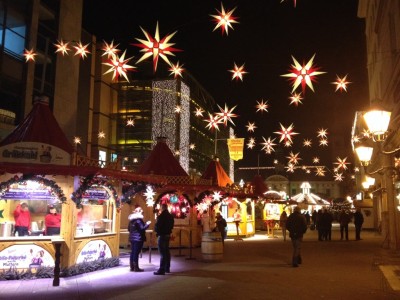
[201,232,223,262]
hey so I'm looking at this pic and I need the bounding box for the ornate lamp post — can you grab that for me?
[354,108,400,250]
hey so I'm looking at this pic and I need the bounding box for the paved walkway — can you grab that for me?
[2,225,400,300]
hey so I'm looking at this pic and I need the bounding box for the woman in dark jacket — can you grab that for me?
[128,207,151,272]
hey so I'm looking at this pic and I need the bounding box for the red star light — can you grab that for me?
[210,3,239,36]
[255,99,269,113]
[169,61,184,78]
[73,42,90,59]
[102,40,120,58]
[133,22,181,73]
[289,92,303,106]
[274,123,299,143]
[332,74,351,92]
[103,50,136,82]
[23,48,36,62]
[229,63,247,81]
[281,54,326,93]
[334,157,351,170]
[215,104,238,126]
[54,40,70,56]
[204,113,223,131]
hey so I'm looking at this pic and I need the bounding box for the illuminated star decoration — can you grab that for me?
[247,137,256,149]
[246,122,257,132]
[285,164,295,173]
[289,92,303,106]
[175,105,181,113]
[23,48,37,62]
[229,63,247,81]
[274,123,299,144]
[189,143,196,150]
[102,40,120,58]
[102,50,136,82]
[133,22,181,73]
[210,3,239,36]
[313,157,320,164]
[332,74,351,92]
[317,128,328,138]
[334,173,344,181]
[194,107,204,117]
[281,54,326,93]
[280,0,297,8]
[395,157,400,168]
[73,137,81,144]
[334,157,351,170]
[303,139,312,147]
[212,191,222,201]
[54,40,70,56]
[126,118,135,126]
[73,42,90,59]
[316,167,325,176]
[255,99,269,113]
[260,137,276,154]
[287,151,301,165]
[204,113,223,131]
[169,61,184,78]
[144,186,156,207]
[319,139,328,147]
[98,131,106,139]
[215,104,238,126]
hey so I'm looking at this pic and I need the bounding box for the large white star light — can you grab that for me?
[210,3,239,36]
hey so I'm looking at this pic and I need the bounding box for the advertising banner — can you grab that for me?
[0,244,54,270]
[76,240,112,264]
[227,138,244,161]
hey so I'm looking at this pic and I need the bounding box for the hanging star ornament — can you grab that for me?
[102,50,136,82]
[204,113,223,131]
[133,22,181,73]
[194,107,204,117]
[315,167,325,176]
[246,122,257,132]
[73,42,90,59]
[274,123,299,143]
[334,157,351,170]
[303,139,312,147]
[169,61,184,78]
[319,139,328,147]
[210,3,239,36]
[215,104,238,126]
[281,54,326,93]
[98,131,106,139]
[289,92,303,106]
[102,40,120,58]
[54,40,70,56]
[260,137,276,154]
[332,74,351,92]
[229,63,247,81]
[255,99,269,113]
[334,173,344,181]
[23,48,37,62]
[126,118,135,126]
[317,128,328,138]
[287,151,301,165]
[247,137,256,149]
[313,157,320,164]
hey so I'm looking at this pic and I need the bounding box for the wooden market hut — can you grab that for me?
[0,97,161,275]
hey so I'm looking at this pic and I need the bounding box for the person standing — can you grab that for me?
[45,205,61,235]
[286,206,307,267]
[353,208,364,240]
[14,201,31,236]
[279,211,288,241]
[215,212,228,244]
[154,203,174,275]
[128,206,151,272]
[339,209,352,241]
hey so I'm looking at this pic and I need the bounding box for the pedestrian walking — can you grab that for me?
[154,203,174,275]
[279,211,288,241]
[128,206,151,272]
[286,206,307,267]
[339,209,352,241]
[354,208,364,240]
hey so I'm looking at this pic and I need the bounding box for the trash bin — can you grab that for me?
[201,232,223,262]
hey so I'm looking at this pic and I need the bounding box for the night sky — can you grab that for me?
[82,0,369,181]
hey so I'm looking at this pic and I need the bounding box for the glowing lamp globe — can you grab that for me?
[363,110,391,141]
[355,146,373,166]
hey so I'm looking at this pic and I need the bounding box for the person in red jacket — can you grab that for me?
[45,205,61,235]
[14,202,31,236]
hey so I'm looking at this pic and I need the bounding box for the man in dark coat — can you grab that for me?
[339,209,352,241]
[286,206,308,267]
[353,208,364,240]
[154,203,174,275]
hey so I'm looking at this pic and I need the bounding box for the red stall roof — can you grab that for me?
[201,157,233,187]
[0,96,74,154]
[136,138,188,176]
[251,174,268,197]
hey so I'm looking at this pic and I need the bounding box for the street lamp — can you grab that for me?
[354,108,400,250]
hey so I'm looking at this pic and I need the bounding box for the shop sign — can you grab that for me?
[0,244,54,270]
[1,188,57,201]
[81,189,110,200]
[76,240,112,264]
[227,138,244,161]
[0,142,70,165]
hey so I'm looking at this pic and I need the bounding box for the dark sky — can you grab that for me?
[82,0,369,180]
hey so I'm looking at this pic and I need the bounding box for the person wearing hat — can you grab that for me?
[128,206,151,272]
[286,206,307,267]
[13,201,31,236]
[45,205,61,235]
